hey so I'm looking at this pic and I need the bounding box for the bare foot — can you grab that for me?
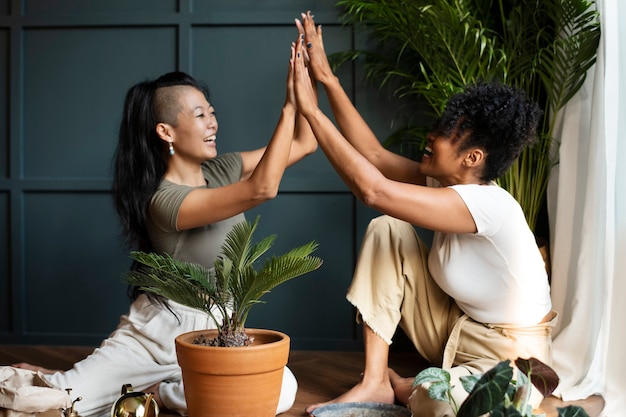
[305,377,395,415]
[11,362,61,374]
[389,368,415,405]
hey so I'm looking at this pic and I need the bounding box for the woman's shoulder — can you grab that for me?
[449,182,525,234]
[201,152,243,183]
[450,182,516,203]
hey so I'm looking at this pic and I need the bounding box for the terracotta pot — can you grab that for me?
[175,328,290,417]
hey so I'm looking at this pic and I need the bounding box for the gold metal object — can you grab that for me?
[110,384,159,417]
[63,388,82,417]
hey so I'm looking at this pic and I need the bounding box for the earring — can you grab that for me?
[168,142,175,156]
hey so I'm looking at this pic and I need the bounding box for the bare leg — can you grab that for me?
[388,368,415,405]
[11,362,61,374]
[305,324,395,415]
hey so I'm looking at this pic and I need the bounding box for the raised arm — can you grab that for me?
[292,25,475,234]
[298,12,424,186]
[240,33,319,180]
[176,43,299,230]
[239,104,317,180]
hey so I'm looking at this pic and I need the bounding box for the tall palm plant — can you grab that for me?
[125,216,323,347]
[333,0,600,232]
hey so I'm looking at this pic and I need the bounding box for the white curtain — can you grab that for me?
[548,0,626,415]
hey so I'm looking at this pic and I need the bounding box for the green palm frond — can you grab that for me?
[537,0,601,115]
[336,0,507,114]
[501,0,600,231]
[125,252,216,314]
[125,215,323,341]
[232,242,322,328]
[215,216,322,333]
[335,0,600,233]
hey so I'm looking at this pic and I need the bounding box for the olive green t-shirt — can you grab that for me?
[146,153,245,269]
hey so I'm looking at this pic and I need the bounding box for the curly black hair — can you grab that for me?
[436,82,542,182]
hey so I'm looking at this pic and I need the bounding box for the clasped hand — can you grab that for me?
[288,11,329,118]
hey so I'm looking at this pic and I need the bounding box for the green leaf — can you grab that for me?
[124,215,322,344]
[335,0,600,232]
[413,367,455,408]
[459,374,481,394]
[428,380,453,402]
[124,251,216,314]
[490,404,524,417]
[557,405,590,417]
[457,360,513,417]
[413,367,451,387]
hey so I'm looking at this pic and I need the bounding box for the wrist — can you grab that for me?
[282,102,297,114]
[319,74,340,89]
[301,106,323,123]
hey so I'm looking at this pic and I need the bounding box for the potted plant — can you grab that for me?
[332,0,601,236]
[413,357,589,417]
[124,215,323,417]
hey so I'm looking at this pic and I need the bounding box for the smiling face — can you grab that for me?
[155,86,218,162]
[420,129,468,186]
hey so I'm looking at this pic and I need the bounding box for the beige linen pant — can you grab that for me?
[346,216,556,416]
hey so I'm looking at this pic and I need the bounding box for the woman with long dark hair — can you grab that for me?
[13,39,316,416]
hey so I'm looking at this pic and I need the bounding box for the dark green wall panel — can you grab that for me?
[23,27,177,179]
[246,193,358,349]
[1,28,7,178]
[22,192,130,339]
[24,0,177,14]
[192,0,340,23]
[192,24,353,192]
[0,192,8,333]
[0,1,422,351]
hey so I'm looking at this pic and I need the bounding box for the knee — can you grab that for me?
[365,215,423,251]
[369,215,398,229]
[367,215,412,237]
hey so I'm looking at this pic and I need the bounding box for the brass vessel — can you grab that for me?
[110,384,159,417]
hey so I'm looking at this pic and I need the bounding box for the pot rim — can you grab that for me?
[175,328,290,351]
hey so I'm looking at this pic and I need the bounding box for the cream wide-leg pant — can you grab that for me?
[346,216,556,417]
[45,294,297,417]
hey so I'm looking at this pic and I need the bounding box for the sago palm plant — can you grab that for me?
[333,0,601,232]
[125,215,323,347]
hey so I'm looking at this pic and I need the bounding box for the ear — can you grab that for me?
[464,148,485,167]
[156,122,173,143]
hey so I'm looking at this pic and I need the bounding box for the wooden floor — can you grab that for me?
[0,345,604,417]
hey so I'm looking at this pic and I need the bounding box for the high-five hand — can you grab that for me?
[296,11,334,84]
[293,33,318,118]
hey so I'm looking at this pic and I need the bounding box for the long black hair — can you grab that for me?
[112,72,209,251]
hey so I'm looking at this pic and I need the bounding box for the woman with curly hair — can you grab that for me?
[293,12,555,416]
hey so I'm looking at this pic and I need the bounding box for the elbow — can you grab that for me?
[355,182,384,209]
[306,140,319,155]
[360,189,380,209]
[264,186,279,200]
[251,181,280,202]
[356,174,390,210]
[296,139,318,158]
